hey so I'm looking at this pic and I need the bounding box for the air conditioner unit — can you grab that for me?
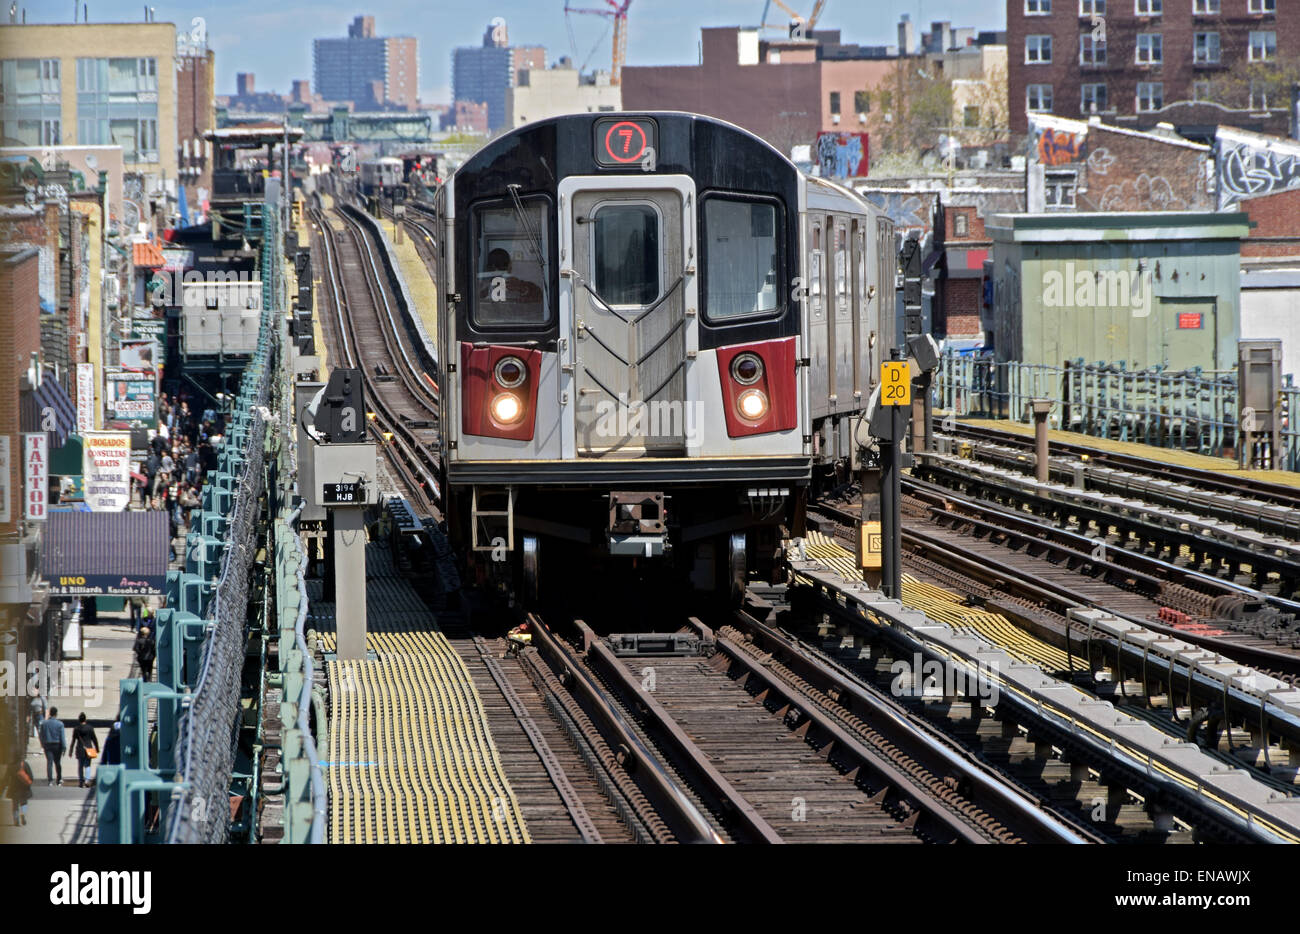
[831,114,840,125]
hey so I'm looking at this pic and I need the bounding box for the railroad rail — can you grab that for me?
[785,552,1300,843]
[808,500,1300,804]
[942,420,1300,536]
[526,611,1089,843]
[309,196,441,511]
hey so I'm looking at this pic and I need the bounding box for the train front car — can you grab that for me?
[437,112,891,605]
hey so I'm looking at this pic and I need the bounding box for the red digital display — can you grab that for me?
[603,121,648,162]
[594,116,656,168]
[1177,312,1203,330]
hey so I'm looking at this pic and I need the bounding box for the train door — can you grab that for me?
[832,217,854,414]
[807,218,829,421]
[851,219,866,403]
[564,178,693,456]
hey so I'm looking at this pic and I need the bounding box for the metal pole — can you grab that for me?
[881,348,903,600]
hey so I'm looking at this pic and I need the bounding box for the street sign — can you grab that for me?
[881,362,911,406]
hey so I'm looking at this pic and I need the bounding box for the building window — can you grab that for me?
[137,57,157,90]
[1045,170,1077,208]
[855,90,870,114]
[1135,0,1161,13]
[1026,35,1053,63]
[1081,83,1108,113]
[1080,0,1105,13]
[829,91,841,115]
[954,212,969,237]
[1193,0,1219,12]
[1193,32,1220,63]
[1136,81,1163,111]
[1248,0,1274,11]
[1080,33,1107,65]
[963,105,980,127]
[1026,0,1052,13]
[1248,31,1276,61]
[1192,80,1212,101]
[1250,82,1270,110]
[40,117,59,145]
[1136,34,1163,64]
[1027,83,1053,112]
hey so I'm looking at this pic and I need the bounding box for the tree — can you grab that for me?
[868,57,954,159]
[1202,50,1300,115]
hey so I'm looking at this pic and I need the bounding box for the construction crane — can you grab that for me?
[759,0,828,37]
[564,1,634,86]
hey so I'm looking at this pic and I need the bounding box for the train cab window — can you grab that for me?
[591,203,660,305]
[471,198,551,327]
[702,196,782,321]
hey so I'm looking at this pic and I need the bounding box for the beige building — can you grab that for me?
[934,43,1008,142]
[0,22,178,192]
[506,64,621,129]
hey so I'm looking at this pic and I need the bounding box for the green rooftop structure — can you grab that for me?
[987,212,1252,374]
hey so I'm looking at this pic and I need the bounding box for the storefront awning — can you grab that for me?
[42,510,169,596]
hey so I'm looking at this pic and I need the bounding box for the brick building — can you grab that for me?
[176,47,216,216]
[314,15,419,112]
[1007,0,1296,138]
[1026,113,1214,211]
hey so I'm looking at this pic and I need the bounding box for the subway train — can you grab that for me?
[432,111,896,603]
[359,157,406,200]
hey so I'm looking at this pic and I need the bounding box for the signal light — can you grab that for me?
[491,392,524,425]
[494,355,527,388]
[737,389,769,421]
[731,352,763,385]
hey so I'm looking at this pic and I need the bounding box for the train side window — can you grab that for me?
[591,202,660,305]
[834,222,848,306]
[701,195,783,322]
[470,197,551,327]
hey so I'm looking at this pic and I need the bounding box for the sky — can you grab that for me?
[21,0,1006,104]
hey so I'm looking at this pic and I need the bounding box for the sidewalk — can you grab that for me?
[5,610,141,844]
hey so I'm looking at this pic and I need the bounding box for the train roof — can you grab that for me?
[451,111,800,206]
[361,156,404,166]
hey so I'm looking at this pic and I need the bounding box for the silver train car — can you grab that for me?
[359,156,405,199]
[433,112,895,602]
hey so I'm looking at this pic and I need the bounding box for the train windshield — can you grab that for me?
[591,203,660,306]
[701,196,781,321]
[471,197,550,327]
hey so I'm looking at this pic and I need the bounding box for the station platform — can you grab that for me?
[957,416,1300,489]
[377,217,438,339]
[309,544,529,844]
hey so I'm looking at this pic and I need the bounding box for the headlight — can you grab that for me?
[494,355,527,388]
[737,389,768,421]
[491,392,523,424]
[731,352,764,385]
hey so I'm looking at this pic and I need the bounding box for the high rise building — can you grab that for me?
[452,18,545,132]
[0,21,178,186]
[313,15,419,111]
[1006,0,1296,137]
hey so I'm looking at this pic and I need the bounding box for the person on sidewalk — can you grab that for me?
[69,714,99,788]
[7,760,33,826]
[29,689,46,740]
[38,708,65,786]
[134,628,156,682]
[101,720,122,766]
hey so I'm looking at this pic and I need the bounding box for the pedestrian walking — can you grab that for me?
[101,721,122,766]
[135,628,156,681]
[29,688,47,740]
[7,760,33,826]
[38,708,65,786]
[70,714,99,788]
[128,596,142,632]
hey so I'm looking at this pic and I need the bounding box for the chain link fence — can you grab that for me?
[164,369,272,843]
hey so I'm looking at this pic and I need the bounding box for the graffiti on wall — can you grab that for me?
[860,191,930,239]
[1217,135,1300,206]
[1035,126,1085,166]
[816,132,869,179]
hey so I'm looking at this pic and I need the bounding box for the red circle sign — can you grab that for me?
[603,121,648,163]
